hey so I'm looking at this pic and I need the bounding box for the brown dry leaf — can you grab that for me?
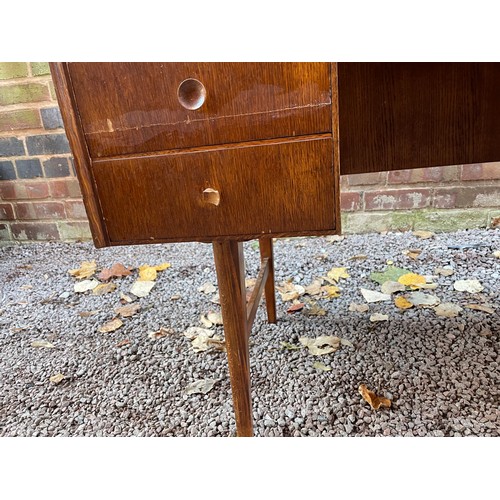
[491,216,500,228]
[435,267,454,277]
[304,302,327,316]
[120,292,134,304]
[398,273,427,289]
[31,340,55,349]
[78,310,99,317]
[349,254,368,261]
[148,327,175,340]
[98,263,132,281]
[170,294,181,301]
[412,230,435,239]
[114,303,141,318]
[68,261,97,279]
[49,373,66,385]
[99,318,123,333]
[349,303,369,313]
[305,279,323,296]
[434,303,462,318]
[116,339,131,347]
[464,304,495,314]
[402,248,422,260]
[287,302,304,314]
[92,283,117,296]
[299,335,341,355]
[381,281,406,295]
[322,285,341,299]
[138,265,158,281]
[394,296,413,309]
[277,281,305,302]
[326,267,350,282]
[358,384,391,410]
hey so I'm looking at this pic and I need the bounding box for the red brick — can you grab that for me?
[11,222,59,241]
[347,172,386,186]
[0,203,14,220]
[461,163,500,181]
[65,200,87,219]
[0,181,49,200]
[434,186,500,208]
[364,189,432,210]
[340,192,362,211]
[0,182,16,199]
[387,166,449,184]
[49,179,82,199]
[15,201,65,220]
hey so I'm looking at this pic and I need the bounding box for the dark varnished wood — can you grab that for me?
[213,241,253,437]
[49,63,109,248]
[258,238,277,324]
[246,257,270,331]
[92,137,336,244]
[67,62,332,158]
[338,63,500,174]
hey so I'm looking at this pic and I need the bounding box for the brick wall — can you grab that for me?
[0,62,499,244]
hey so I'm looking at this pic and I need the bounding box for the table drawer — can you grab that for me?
[92,137,337,243]
[68,63,332,158]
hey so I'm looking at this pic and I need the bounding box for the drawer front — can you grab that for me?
[92,137,336,243]
[68,63,332,158]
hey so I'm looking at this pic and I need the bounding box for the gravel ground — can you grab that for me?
[0,229,498,437]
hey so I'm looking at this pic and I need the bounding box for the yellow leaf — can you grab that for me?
[155,262,171,271]
[49,373,66,385]
[398,273,426,289]
[68,261,97,279]
[412,230,435,239]
[138,265,157,281]
[394,296,413,309]
[327,267,350,282]
[322,285,341,298]
[92,283,117,295]
[358,384,391,410]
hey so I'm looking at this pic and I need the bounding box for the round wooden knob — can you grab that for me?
[177,78,206,110]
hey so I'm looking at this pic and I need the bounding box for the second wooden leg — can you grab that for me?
[259,237,277,324]
[212,241,253,437]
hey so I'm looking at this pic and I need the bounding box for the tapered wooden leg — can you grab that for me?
[259,237,277,324]
[212,241,253,437]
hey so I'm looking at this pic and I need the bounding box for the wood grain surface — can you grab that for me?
[67,62,332,158]
[338,62,500,174]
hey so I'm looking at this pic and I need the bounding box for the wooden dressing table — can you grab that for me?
[50,62,500,436]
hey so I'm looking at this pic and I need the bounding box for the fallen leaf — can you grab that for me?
[412,230,435,239]
[68,261,97,279]
[148,327,175,340]
[31,340,54,348]
[360,288,391,303]
[287,302,304,313]
[492,217,500,228]
[210,294,220,305]
[340,338,354,348]
[434,303,463,317]
[415,283,439,290]
[184,326,214,340]
[326,235,345,243]
[394,296,413,309]
[78,310,99,317]
[349,254,367,261]
[322,285,341,299]
[130,280,155,297]
[313,361,332,372]
[116,339,131,347]
[305,279,323,296]
[114,303,141,317]
[370,313,389,322]
[370,266,411,285]
[49,373,66,385]
[207,311,223,325]
[138,265,158,281]
[327,267,350,282]
[453,279,484,293]
[191,331,225,352]
[304,302,327,316]
[280,341,302,350]
[299,335,341,355]
[349,303,369,313]
[464,304,495,314]
[154,262,171,272]
[74,279,99,293]
[20,285,33,290]
[98,263,132,280]
[435,267,454,277]
[358,384,391,410]
[277,281,305,301]
[245,277,257,289]
[92,283,117,295]
[198,282,216,294]
[407,292,440,307]
[120,292,134,303]
[493,250,500,258]
[199,315,213,328]
[170,294,181,301]
[381,281,406,295]
[398,273,427,289]
[184,379,217,395]
[402,248,422,260]
[98,318,123,333]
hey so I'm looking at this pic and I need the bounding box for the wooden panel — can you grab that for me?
[338,63,500,174]
[92,137,336,244]
[67,62,332,158]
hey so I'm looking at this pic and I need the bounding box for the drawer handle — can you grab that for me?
[203,188,220,206]
[178,78,206,110]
